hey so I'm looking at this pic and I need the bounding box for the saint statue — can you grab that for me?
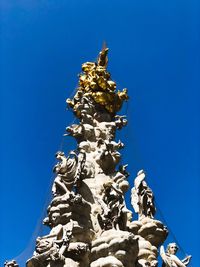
[131,170,156,219]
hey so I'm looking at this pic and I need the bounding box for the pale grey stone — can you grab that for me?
[6,49,191,267]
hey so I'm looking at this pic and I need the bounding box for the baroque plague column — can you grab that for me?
[5,48,191,267]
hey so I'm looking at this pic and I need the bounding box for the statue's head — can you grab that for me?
[55,151,65,161]
[50,210,61,226]
[166,242,178,255]
[48,207,60,226]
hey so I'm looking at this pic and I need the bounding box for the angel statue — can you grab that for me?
[160,243,191,267]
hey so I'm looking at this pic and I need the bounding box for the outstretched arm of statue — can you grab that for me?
[182,255,192,266]
[134,170,145,189]
[171,255,188,267]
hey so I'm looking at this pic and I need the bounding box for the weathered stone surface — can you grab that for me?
[6,48,191,267]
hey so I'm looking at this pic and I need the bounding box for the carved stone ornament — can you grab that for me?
[6,47,191,267]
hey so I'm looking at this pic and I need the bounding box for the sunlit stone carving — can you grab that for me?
[160,243,191,267]
[5,48,191,267]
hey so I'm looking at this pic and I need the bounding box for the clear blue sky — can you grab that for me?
[1,1,199,266]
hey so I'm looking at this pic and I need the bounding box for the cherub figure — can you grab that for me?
[160,243,191,267]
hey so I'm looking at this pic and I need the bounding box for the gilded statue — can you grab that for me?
[67,47,128,115]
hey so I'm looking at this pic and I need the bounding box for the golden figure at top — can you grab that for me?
[67,47,129,115]
[97,46,108,67]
